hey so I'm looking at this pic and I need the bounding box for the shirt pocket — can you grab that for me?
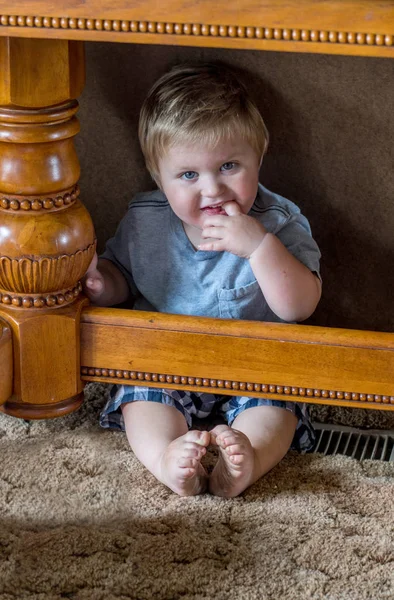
[218,280,264,320]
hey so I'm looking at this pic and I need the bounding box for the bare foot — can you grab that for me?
[158,430,210,496]
[209,425,256,498]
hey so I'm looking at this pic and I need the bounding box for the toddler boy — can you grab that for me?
[83,62,322,497]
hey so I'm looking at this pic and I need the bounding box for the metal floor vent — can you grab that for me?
[312,423,394,462]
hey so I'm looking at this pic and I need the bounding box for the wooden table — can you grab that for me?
[0,1,393,419]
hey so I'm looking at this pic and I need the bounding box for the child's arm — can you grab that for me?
[82,252,130,307]
[248,233,321,322]
[199,201,321,322]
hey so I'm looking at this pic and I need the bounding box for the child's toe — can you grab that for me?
[178,457,197,469]
[184,430,210,446]
[225,443,244,455]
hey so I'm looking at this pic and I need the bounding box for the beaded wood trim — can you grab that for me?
[0,282,82,309]
[81,367,394,405]
[0,15,393,48]
[0,185,80,212]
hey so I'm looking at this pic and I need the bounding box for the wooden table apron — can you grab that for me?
[0,1,393,419]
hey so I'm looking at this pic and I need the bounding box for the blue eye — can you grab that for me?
[221,162,235,171]
[181,171,197,180]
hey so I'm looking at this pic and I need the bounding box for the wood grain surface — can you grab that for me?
[81,308,394,409]
[0,1,392,31]
[0,1,393,57]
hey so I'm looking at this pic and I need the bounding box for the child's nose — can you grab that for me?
[201,177,223,199]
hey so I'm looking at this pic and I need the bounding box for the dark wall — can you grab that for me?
[76,42,394,333]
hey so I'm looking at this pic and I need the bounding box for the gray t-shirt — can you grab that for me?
[101,183,321,323]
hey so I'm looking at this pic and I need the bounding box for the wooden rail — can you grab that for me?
[0,1,394,57]
[81,308,394,411]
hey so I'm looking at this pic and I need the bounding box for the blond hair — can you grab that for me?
[139,62,269,183]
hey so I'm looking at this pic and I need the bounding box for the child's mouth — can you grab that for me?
[201,205,227,216]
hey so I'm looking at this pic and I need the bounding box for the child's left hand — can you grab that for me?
[198,201,266,258]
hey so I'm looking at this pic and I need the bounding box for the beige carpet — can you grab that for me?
[1,384,394,600]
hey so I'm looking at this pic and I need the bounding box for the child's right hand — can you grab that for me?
[82,252,105,300]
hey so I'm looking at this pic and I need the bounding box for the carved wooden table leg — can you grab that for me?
[0,38,95,418]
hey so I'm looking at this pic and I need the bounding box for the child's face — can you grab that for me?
[157,136,261,243]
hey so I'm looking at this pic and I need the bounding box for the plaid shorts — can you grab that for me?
[100,384,316,452]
